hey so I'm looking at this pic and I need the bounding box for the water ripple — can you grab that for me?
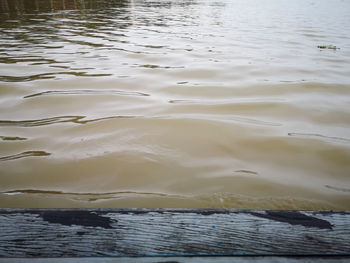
[0,72,112,82]
[234,170,259,175]
[1,189,181,202]
[24,89,150,98]
[135,64,184,69]
[0,151,51,162]
[0,136,27,141]
[1,0,350,210]
[288,133,350,143]
[0,115,137,127]
[325,185,350,193]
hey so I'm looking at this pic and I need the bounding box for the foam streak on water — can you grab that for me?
[0,0,350,209]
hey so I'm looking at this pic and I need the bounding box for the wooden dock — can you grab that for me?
[0,209,349,261]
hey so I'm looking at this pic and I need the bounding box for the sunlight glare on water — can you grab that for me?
[0,0,350,209]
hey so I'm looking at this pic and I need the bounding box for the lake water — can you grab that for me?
[0,0,350,209]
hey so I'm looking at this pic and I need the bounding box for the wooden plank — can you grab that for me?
[0,209,349,258]
[0,256,350,263]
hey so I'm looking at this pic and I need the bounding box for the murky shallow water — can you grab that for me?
[0,0,350,209]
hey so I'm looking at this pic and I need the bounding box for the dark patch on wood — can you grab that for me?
[39,210,113,229]
[251,211,332,229]
[1,208,349,257]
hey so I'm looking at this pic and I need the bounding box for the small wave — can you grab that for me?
[228,116,281,126]
[1,189,181,202]
[0,115,137,127]
[0,73,55,82]
[234,170,258,175]
[0,72,112,82]
[0,151,51,161]
[104,47,156,54]
[0,57,58,64]
[288,133,350,143]
[24,89,150,98]
[62,39,110,48]
[325,185,350,193]
[168,99,193,104]
[135,64,184,69]
[141,44,167,49]
[0,116,85,127]
[0,136,27,141]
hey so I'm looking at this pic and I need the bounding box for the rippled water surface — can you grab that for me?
[1,0,350,209]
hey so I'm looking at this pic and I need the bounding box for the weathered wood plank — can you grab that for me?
[0,256,350,263]
[0,209,349,257]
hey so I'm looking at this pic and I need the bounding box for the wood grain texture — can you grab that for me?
[1,256,350,263]
[0,209,349,257]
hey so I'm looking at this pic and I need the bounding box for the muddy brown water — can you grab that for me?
[0,0,350,209]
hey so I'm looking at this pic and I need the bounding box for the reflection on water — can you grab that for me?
[0,0,128,13]
[0,0,350,209]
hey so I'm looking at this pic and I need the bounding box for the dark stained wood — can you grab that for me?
[0,209,349,257]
